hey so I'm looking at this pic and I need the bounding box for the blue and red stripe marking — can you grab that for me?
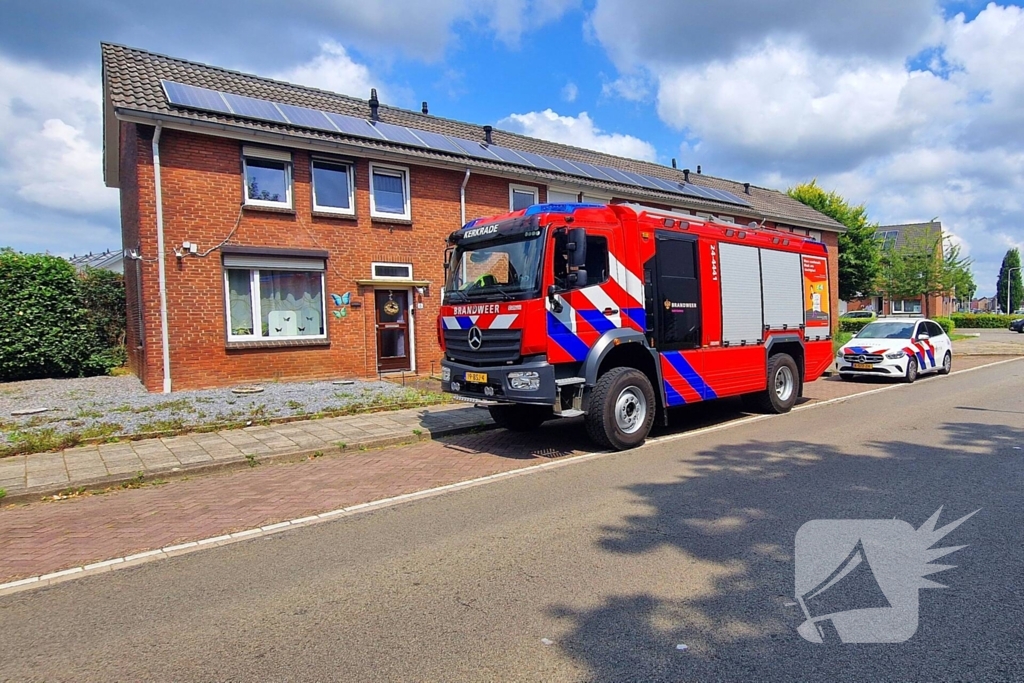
[660,352,718,406]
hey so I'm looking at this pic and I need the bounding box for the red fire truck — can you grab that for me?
[439,203,833,450]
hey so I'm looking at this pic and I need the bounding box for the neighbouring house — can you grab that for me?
[67,249,124,274]
[845,221,956,318]
[971,297,994,312]
[101,43,846,392]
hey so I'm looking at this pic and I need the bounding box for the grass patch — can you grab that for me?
[949,333,974,341]
[833,331,854,354]
[245,453,260,468]
[136,417,188,433]
[81,422,122,440]
[1,427,82,457]
[286,400,305,411]
[0,488,5,500]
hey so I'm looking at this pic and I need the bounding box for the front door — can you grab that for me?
[375,290,411,372]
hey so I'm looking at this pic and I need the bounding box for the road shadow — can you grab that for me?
[545,420,1024,681]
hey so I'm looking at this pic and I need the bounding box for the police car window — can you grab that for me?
[585,236,609,285]
[927,321,944,337]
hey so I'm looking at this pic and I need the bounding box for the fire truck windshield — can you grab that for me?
[444,235,542,302]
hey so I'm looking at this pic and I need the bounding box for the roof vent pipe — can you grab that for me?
[744,182,751,195]
[671,158,677,169]
[683,169,690,182]
[422,101,429,115]
[369,88,379,121]
[483,125,493,145]
[696,164,702,174]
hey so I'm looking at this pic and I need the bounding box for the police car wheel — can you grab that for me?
[904,357,919,384]
[586,367,656,451]
[939,351,952,375]
[488,404,551,432]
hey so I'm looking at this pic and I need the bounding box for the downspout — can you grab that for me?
[460,168,471,226]
[153,124,172,393]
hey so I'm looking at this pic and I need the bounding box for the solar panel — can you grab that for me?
[640,174,682,193]
[409,129,467,155]
[595,165,640,186]
[275,103,333,131]
[537,155,586,176]
[222,93,288,123]
[448,137,503,161]
[371,121,428,148]
[565,161,616,182]
[162,81,231,114]
[325,112,386,139]
[616,169,666,191]
[484,144,534,166]
[511,150,562,172]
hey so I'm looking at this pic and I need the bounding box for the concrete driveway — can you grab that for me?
[953,326,1024,355]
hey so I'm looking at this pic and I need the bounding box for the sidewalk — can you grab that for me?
[0,404,493,502]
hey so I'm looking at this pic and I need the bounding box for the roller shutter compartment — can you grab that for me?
[718,243,763,345]
[760,249,804,331]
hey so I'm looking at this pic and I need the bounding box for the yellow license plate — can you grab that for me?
[853,363,873,370]
[465,372,488,383]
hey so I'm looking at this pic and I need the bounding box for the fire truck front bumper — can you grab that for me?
[441,357,556,405]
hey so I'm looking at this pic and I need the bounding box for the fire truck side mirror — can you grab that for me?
[547,284,564,313]
[568,268,588,288]
[567,227,588,268]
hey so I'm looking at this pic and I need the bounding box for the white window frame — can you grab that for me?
[891,299,922,315]
[372,262,414,281]
[509,183,539,211]
[369,162,411,220]
[547,187,580,204]
[311,158,355,216]
[223,265,327,343]
[242,146,293,209]
[581,192,612,205]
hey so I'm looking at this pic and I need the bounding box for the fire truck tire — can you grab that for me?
[586,367,656,450]
[488,404,551,432]
[752,353,800,414]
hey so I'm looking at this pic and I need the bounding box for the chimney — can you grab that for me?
[483,125,493,145]
[421,101,429,115]
[696,164,702,174]
[683,169,690,183]
[369,88,379,121]
[671,158,677,169]
[743,182,751,195]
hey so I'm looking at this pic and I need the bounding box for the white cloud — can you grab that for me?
[601,73,650,102]
[561,81,578,102]
[273,41,379,99]
[0,54,118,253]
[500,109,657,161]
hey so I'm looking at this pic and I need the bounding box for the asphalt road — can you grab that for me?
[1,360,1022,682]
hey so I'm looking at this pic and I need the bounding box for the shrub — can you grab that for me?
[840,318,872,333]
[932,317,955,335]
[950,313,1017,328]
[0,250,91,381]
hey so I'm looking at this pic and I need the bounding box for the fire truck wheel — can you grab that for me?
[488,404,551,432]
[586,367,656,450]
[903,357,919,383]
[752,353,800,414]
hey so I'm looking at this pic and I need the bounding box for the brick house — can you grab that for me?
[101,44,846,392]
[845,221,956,318]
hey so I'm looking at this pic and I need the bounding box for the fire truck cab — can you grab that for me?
[439,203,833,450]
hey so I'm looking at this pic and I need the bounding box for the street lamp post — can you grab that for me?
[1009,266,1021,314]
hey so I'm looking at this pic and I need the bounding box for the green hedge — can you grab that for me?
[950,313,1018,328]
[932,317,955,335]
[0,250,125,381]
[840,318,872,333]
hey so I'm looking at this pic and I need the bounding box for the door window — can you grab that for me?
[375,290,410,371]
[653,232,701,350]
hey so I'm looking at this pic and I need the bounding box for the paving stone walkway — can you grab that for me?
[0,404,492,499]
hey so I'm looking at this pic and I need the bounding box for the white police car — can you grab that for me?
[836,318,953,383]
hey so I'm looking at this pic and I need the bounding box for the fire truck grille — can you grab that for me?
[444,329,522,366]
[843,353,884,364]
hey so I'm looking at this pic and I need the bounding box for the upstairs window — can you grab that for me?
[242,146,292,209]
[312,159,355,215]
[510,184,538,211]
[370,163,411,220]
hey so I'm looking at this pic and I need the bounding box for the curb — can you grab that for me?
[0,418,497,506]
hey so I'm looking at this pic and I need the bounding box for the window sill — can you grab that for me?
[371,216,413,227]
[312,210,357,221]
[243,204,296,216]
[226,338,330,351]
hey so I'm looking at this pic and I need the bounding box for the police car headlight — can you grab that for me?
[885,350,906,359]
[442,366,451,382]
[508,371,540,391]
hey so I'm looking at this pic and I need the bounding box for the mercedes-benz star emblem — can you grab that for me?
[467,326,483,350]
[856,354,867,363]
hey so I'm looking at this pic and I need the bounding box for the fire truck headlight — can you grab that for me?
[442,366,451,382]
[885,350,906,359]
[508,371,540,391]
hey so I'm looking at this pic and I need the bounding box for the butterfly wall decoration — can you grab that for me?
[330,292,352,320]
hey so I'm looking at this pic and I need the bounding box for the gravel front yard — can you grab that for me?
[0,375,448,456]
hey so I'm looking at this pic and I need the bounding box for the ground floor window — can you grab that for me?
[223,254,326,341]
[890,299,922,314]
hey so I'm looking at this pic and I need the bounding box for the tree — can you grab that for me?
[995,248,1023,313]
[787,180,880,301]
[878,228,972,317]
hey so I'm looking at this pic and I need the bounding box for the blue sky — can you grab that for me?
[0,0,1020,296]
